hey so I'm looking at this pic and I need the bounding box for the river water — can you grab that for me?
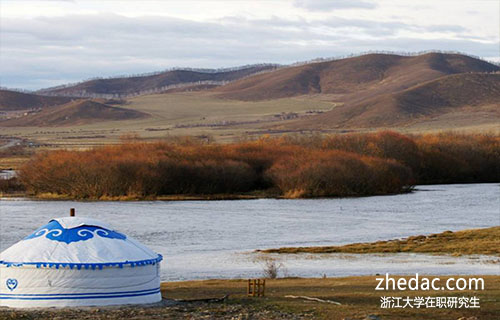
[1,183,499,281]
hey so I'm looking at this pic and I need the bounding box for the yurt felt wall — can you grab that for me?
[0,217,163,308]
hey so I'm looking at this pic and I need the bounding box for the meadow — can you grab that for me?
[17,131,500,199]
[2,276,499,320]
[0,92,337,150]
[1,91,497,155]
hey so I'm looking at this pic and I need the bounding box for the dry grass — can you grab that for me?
[0,156,28,169]
[214,53,499,101]
[1,276,498,319]
[161,276,500,320]
[0,92,336,148]
[293,73,500,129]
[2,100,147,127]
[1,89,498,152]
[261,227,500,256]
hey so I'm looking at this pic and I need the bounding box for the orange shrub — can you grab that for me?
[20,146,259,198]
[414,133,500,183]
[18,131,499,199]
[319,130,421,170]
[266,150,413,197]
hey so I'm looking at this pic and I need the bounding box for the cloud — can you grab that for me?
[0,13,496,90]
[425,24,467,33]
[293,0,377,11]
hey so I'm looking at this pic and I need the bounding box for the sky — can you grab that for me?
[1,0,499,90]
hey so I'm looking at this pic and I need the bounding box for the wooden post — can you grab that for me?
[70,208,75,217]
[247,279,265,297]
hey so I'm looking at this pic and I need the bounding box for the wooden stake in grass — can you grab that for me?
[247,279,265,297]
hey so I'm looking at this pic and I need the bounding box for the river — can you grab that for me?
[1,183,499,281]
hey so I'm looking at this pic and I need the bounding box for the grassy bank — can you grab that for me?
[12,131,500,200]
[1,276,498,319]
[0,191,270,201]
[260,227,500,256]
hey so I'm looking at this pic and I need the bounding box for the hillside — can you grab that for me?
[0,90,73,111]
[213,53,499,101]
[1,100,148,127]
[1,52,499,147]
[291,73,500,128]
[37,64,278,98]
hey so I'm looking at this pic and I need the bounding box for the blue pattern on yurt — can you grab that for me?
[6,278,17,291]
[24,220,126,244]
[0,254,163,269]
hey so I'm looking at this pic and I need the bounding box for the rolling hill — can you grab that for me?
[287,73,500,128]
[37,64,278,98]
[0,90,73,111]
[213,53,499,101]
[1,100,148,127]
[1,52,498,145]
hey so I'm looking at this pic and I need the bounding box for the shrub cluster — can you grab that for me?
[0,177,25,193]
[414,133,500,183]
[266,150,413,197]
[18,131,499,199]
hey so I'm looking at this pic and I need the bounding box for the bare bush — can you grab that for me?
[262,258,286,279]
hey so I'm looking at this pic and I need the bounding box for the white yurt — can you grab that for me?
[0,212,163,308]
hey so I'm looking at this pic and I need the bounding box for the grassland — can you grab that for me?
[0,156,26,169]
[1,90,498,157]
[260,227,500,256]
[0,92,336,150]
[1,87,498,173]
[0,92,337,170]
[1,276,498,319]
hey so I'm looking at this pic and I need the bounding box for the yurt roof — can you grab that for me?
[0,217,162,269]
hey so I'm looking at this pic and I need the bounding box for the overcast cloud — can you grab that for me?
[293,0,378,11]
[0,0,498,90]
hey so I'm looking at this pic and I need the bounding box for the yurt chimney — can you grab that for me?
[70,208,75,217]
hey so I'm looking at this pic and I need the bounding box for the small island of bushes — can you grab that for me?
[16,131,500,200]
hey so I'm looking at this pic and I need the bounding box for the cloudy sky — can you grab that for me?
[1,0,499,90]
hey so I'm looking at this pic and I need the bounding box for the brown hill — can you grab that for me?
[0,90,72,111]
[38,65,278,98]
[162,83,220,93]
[213,53,499,101]
[1,100,148,127]
[290,73,500,128]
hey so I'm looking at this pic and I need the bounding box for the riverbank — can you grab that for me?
[0,188,412,201]
[1,276,498,319]
[0,191,269,201]
[259,227,500,256]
